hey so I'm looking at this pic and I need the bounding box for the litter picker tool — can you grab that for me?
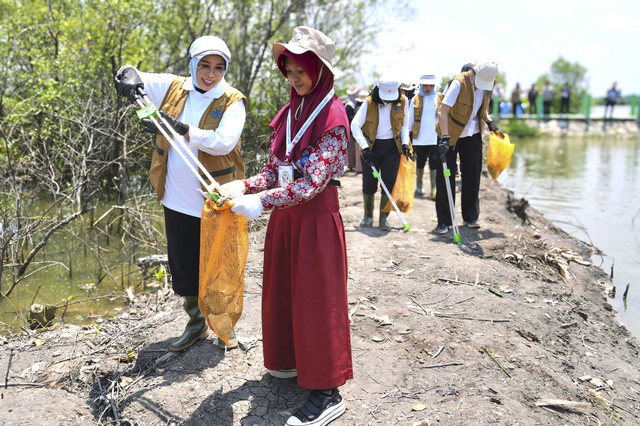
[441,157,461,243]
[370,165,411,231]
[133,88,225,202]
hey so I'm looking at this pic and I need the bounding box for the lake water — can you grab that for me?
[498,134,640,338]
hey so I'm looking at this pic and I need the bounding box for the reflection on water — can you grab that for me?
[0,199,163,333]
[498,134,640,338]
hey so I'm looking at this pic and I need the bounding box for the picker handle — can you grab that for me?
[370,165,410,231]
[441,159,461,243]
[133,89,219,200]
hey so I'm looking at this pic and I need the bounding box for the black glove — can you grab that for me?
[114,67,144,103]
[141,111,190,136]
[360,147,373,164]
[487,120,504,138]
[438,136,450,162]
[402,144,412,158]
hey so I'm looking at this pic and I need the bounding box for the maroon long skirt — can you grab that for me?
[262,185,353,390]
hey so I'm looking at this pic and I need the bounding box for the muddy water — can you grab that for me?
[498,134,640,338]
[0,203,162,333]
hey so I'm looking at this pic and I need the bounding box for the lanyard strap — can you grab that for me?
[286,88,335,157]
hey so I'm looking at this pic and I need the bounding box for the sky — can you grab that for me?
[357,0,639,96]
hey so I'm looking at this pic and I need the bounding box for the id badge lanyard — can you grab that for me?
[285,88,335,158]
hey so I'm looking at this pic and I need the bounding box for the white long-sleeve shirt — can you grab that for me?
[350,100,410,149]
[132,68,246,217]
[408,93,438,146]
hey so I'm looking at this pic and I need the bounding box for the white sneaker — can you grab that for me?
[267,368,297,379]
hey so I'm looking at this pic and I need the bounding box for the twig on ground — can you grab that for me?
[435,314,511,323]
[534,399,590,413]
[581,335,597,352]
[424,294,451,306]
[4,348,13,388]
[432,346,445,359]
[479,347,511,378]
[423,362,463,369]
[410,296,431,315]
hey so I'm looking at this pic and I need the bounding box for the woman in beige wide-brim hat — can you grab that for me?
[221,26,353,426]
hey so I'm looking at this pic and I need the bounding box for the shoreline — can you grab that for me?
[1,171,639,424]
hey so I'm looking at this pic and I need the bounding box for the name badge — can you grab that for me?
[278,165,294,188]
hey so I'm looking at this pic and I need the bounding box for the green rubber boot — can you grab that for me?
[379,193,391,231]
[169,296,209,352]
[415,168,425,196]
[430,170,437,200]
[217,329,238,350]
[359,193,374,227]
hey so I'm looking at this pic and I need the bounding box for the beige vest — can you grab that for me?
[360,95,406,154]
[435,71,491,147]
[149,77,247,201]
[411,95,423,139]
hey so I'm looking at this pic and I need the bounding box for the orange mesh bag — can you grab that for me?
[383,155,416,213]
[199,199,249,346]
[487,131,515,180]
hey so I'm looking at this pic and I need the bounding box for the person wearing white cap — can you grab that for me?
[408,73,440,200]
[114,35,247,351]
[221,26,352,426]
[351,75,412,230]
[434,61,503,234]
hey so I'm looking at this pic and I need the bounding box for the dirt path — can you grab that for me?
[2,171,639,425]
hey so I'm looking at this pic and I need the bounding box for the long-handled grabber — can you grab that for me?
[370,165,410,231]
[441,157,461,243]
[132,88,226,203]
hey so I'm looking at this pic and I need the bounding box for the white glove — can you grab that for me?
[219,180,246,198]
[230,194,263,220]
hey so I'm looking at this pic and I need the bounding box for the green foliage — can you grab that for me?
[499,118,540,138]
[1,0,396,184]
[535,56,589,114]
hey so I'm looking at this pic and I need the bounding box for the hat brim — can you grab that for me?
[379,90,398,101]
[475,77,495,91]
[419,79,437,85]
[272,42,338,77]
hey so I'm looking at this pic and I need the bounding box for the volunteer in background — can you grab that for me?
[351,76,411,231]
[435,61,502,234]
[114,36,246,351]
[221,26,352,426]
[408,73,439,200]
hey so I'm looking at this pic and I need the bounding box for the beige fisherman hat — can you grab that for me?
[273,26,338,76]
[355,89,368,103]
[347,84,361,96]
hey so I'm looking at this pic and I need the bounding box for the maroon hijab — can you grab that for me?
[270,50,350,162]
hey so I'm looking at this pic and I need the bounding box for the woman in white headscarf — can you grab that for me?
[114,35,247,352]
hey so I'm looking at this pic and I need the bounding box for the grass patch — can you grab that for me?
[499,118,541,138]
